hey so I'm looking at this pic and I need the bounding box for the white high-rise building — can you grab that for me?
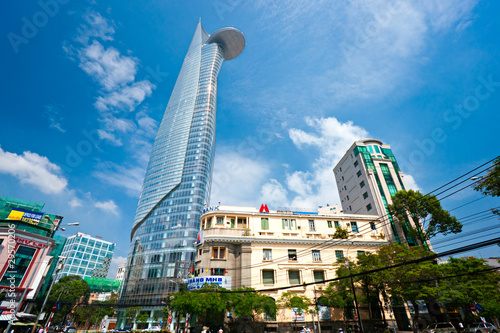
[115,263,126,281]
[57,232,115,281]
[333,139,420,246]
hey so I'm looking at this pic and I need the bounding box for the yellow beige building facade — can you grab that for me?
[193,204,392,331]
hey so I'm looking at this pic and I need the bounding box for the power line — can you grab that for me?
[198,158,498,274]
[427,157,497,195]
[192,236,500,294]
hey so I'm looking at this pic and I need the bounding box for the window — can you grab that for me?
[309,220,316,232]
[334,221,340,228]
[339,167,342,172]
[344,185,347,190]
[366,204,372,211]
[349,205,352,211]
[351,222,359,233]
[261,218,269,230]
[363,192,369,199]
[356,170,362,177]
[360,180,365,188]
[342,176,344,181]
[282,219,297,230]
[327,221,332,228]
[262,270,275,284]
[216,217,224,224]
[374,145,381,153]
[198,249,202,257]
[357,251,365,257]
[288,249,297,261]
[212,247,226,259]
[289,270,300,285]
[346,195,350,201]
[207,219,212,228]
[354,160,359,167]
[237,218,245,225]
[312,250,321,262]
[314,270,325,282]
[370,222,377,231]
[263,249,272,261]
[0,245,36,287]
[335,250,344,259]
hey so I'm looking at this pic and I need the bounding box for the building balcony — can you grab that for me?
[203,228,248,238]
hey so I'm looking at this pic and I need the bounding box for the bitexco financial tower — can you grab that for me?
[119,21,245,309]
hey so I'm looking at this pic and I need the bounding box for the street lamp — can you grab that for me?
[5,221,79,333]
[30,256,68,333]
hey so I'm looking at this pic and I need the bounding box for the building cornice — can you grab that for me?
[201,235,389,247]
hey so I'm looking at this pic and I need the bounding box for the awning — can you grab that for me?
[0,315,16,321]
[16,312,36,318]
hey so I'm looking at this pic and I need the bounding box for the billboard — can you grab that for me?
[187,276,231,290]
[291,308,304,321]
[7,209,44,225]
[2,209,61,231]
[319,306,331,320]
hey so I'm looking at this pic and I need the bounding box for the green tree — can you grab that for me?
[125,306,140,326]
[438,257,500,318]
[230,287,276,320]
[322,262,356,329]
[388,189,462,244]
[49,275,90,324]
[169,285,232,331]
[361,244,440,332]
[332,226,350,239]
[279,292,313,331]
[474,157,500,216]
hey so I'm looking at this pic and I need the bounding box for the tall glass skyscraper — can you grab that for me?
[119,21,245,308]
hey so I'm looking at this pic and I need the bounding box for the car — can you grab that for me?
[66,327,77,333]
[468,322,498,333]
[116,326,133,332]
[143,326,161,332]
[423,322,457,333]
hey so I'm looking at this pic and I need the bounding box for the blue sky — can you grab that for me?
[1,0,499,276]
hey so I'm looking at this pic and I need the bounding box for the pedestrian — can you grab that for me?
[218,328,223,333]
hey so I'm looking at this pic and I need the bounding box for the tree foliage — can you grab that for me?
[49,275,90,324]
[168,286,277,330]
[230,287,276,319]
[332,227,350,240]
[388,189,462,243]
[474,157,500,216]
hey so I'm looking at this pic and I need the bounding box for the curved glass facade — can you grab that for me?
[119,21,244,306]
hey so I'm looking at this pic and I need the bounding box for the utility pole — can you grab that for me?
[313,286,321,333]
[345,240,364,333]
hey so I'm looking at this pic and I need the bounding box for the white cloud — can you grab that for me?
[43,105,66,133]
[248,0,479,109]
[259,179,289,208]
[254,116,370,209]
[76,11,115,45]
[211,150,271,206]
[93,162,145,196]
[79,41,137,91]
[64,10,156,153]
[97,130,123,146]
[107,256,127,279]
[94,80,155,112]
[0,146,67,194]
[95,199,119,215]
[69,197,83,208]
[402,174,421,192]
[136,111,158,138]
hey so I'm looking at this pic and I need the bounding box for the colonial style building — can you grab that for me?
[193,204,390,331]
